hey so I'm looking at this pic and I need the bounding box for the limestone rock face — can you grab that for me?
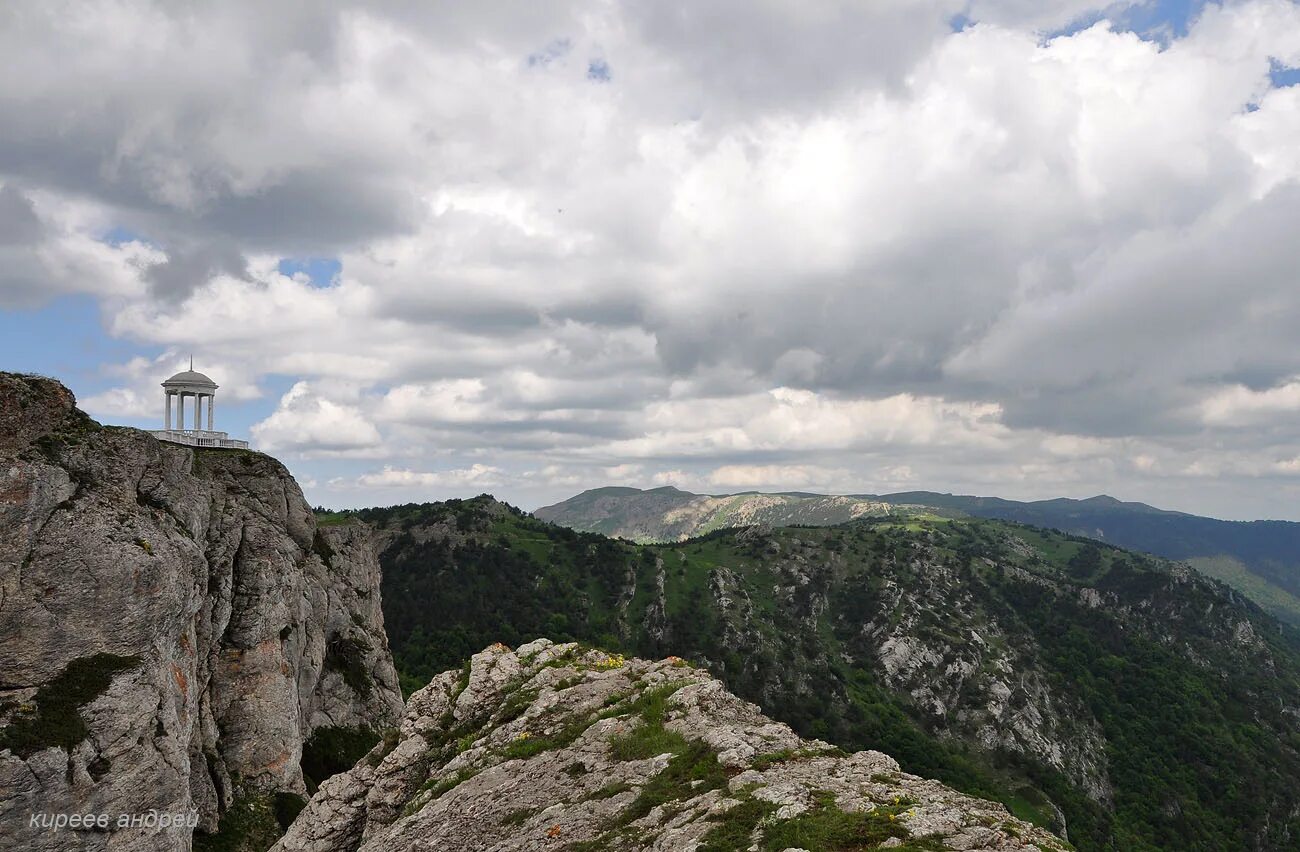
[0,373,403,852]
[276,640,1066,852]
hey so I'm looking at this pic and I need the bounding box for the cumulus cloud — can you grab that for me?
[4,1,1300,518]
[1201,377,1300,426]
[356,464,504,488]
[251,382,382,455]
[0,182,162,307]
[80,387,157,419]
[705,464,854,490]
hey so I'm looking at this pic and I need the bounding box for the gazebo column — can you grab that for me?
[208,394,215,431]
[165,392,173,430]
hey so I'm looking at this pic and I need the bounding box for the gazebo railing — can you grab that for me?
[150,429,250,450]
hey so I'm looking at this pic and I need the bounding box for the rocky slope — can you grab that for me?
[537,486,1300,626]
[356,497,1300,851]
[275,639,1064,852]
[0,373,403,851]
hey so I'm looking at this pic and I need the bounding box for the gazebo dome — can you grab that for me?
[150,360,247,448]
[162,369,218,388]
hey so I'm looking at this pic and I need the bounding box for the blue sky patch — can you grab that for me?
[1270,58,1300,88]
[527,38,572,68]
[1041,0,1209,42]
[587,59,611,82]
[100,226,158,249]
[278,257,341,287]
[1115,0,1207,40]
[0,295,110,381]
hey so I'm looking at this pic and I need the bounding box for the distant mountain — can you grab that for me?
[534,485,890,542]
[535,487,1300,626]
[343,496,1300,850]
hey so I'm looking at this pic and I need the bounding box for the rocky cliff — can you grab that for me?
[275,639,1065,852]
[0,373,403,851]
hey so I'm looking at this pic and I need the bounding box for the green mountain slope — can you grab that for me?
[535,487,1300,626]
[326,497,1300,852]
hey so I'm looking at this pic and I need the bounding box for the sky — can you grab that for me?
[2,1,1300,521]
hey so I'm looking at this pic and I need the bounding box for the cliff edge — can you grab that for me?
[0,373,403,851]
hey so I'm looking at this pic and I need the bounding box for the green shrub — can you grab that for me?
[0,653,142,757]
[758,791,934,852]
[273,791,307,830]
[503,731,560,760]
[750,746,845,772]
[608,723,687,762]
[620,739,726,823]
[604,681,691,762]
[301,725,379,791]
[699,797,777,852]
[312,531,335,567]
[192,793,282,852]
[324,635,372,698]
[501,806,538,826]
[365,728,402,767]
[408,767,479,814]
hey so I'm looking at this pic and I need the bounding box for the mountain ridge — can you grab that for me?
[535,485,1300,626]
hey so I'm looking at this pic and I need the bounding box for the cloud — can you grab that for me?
[251,382,382,454]
[1201,378,1300,426]
[0,183,162,307]
[579,389,1008,461]
[80,387,156,419]
[0,184,42,245]
[4,1,1300,518]
[356,464,504,488]
[705,464,854,490]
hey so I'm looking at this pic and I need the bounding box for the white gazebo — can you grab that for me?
[150,361,249,449]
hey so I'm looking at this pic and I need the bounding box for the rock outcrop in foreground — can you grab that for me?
[0,373,403,851]
[278,640,1066,852]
